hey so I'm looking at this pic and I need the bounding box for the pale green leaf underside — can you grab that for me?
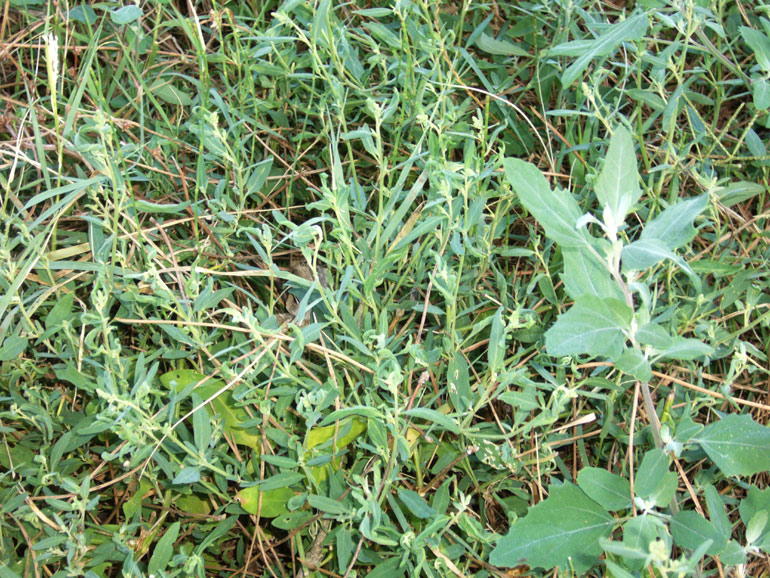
[595,125,641,225]
[561,247,623,300]
[640,194,708,249]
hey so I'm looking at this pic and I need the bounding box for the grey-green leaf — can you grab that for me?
[703,484,732,540]
[577,467,631,511]
[545,296,632,360]
[615,348,652,382]
[398,488,436,519]
[475,32,529,57]
[504,158,590,247]
[693,414,770,477]
[561,247,624,300]
[741,26,770,71]
[551,13,649,87]
[490,482,614,574]
[148,521,180,575]
[488,307,507,375]
[621,239,679,271]
[635,322,673,349]
[640,194,709,249]
[111,5,143,25]
[657,337,713,361]
[670,511,725,555]
[595,126,641,226]
[716,181,764,208]
[308,494,348,515]
[634,449,669,501]
[448,351,472,412]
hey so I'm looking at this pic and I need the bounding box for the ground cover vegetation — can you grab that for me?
[1,0,770,576]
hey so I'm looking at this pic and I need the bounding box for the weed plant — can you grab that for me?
[1,1,769,577]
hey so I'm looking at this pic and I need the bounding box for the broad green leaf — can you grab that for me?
[246,158,274,196]
[657,337,713,361]
[490,482,614,573]
[716,181,765,207]
[544,296,632,360]
[475,32,529,57]
[693,414,770,477]
[306,417,367,482]
[111,5,143,25]
[148,521,179,575]
[670,511,725,554]
[634,450,669,502]
[640,195,709,249]
[621,238,680,271]
[747,511,767,544]
[615,348,652,382]
[405,407,460,434]
[740,486,770,551]
[68,4,97,25]
[595,126,641,227]
[741,26,770,71]
[504,158,590,247]
[306,417,367,450]
[236,486,294,517]
[0,336,28,361]
[122,479,153,519]
[0,564,22,578]
[577,467,631,511]
[160,370,260,448]
[635,322,673,349]
[447,351,472,412]
[561,247,623,300]
[192,393,212,451]
[398,488,436,519]
[176,494,212,515]
[622,514,664,553]
[549,13,649,87]
[719,540,748,565]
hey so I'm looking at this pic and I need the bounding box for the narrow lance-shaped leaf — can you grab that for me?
[549,13,649,87]
[595,125,641,228]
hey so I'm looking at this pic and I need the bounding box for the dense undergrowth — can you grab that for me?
[1,0,770,576]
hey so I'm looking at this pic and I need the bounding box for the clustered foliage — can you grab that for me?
[1,1,769,577]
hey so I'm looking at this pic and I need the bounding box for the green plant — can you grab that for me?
[491,125,770,576]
